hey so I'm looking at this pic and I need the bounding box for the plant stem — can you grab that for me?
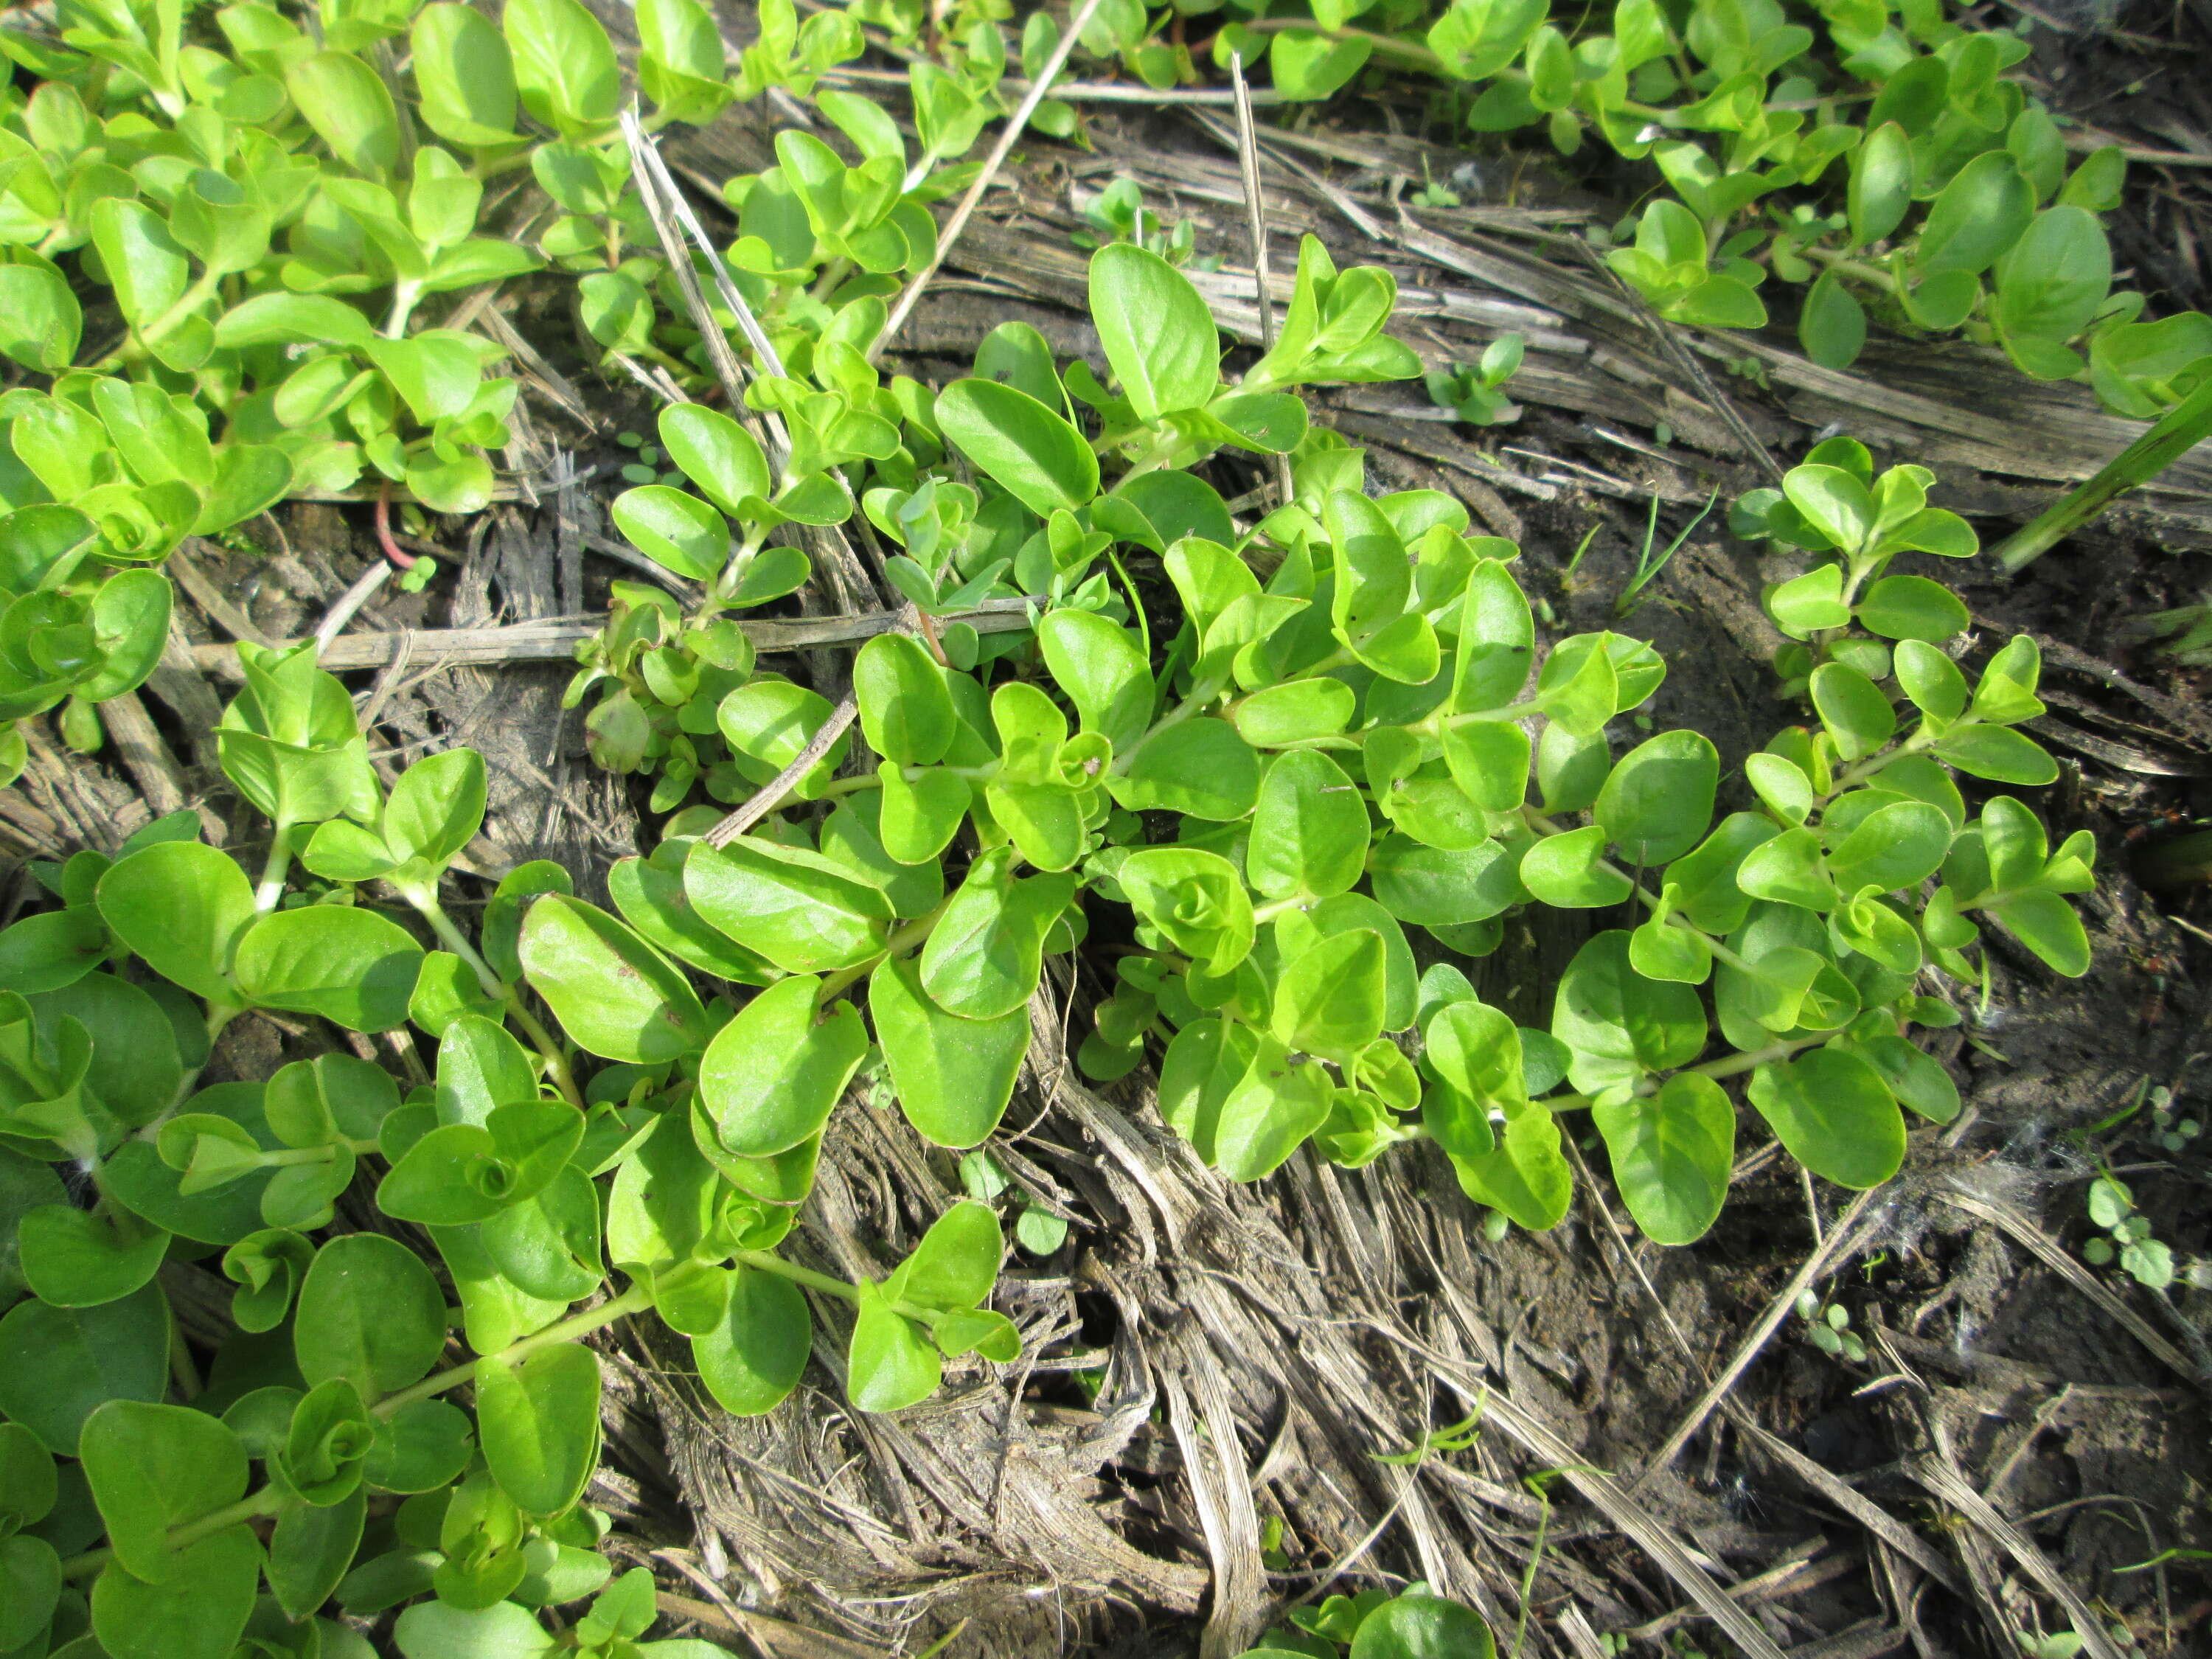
[60,1486,288,1584]
[408,891,582,1107]
[253,824,293,914]
[383,279,423,339]
[375,1276,661,1418]
[734,1249,860,1301]
[817,901,949,1002]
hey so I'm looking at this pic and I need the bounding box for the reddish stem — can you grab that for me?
[373,479,418,570]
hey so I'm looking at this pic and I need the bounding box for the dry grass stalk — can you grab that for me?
[868,0,1113,364]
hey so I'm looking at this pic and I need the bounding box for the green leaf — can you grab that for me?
[0,1534,59,1652]
[520,894,712,1062]
[1551,931,1706,1093]
[1269,27,1371,100]
[1766,564,1851,638]
[18,1205,168,1308]
[95,841,253,1001]
[1158,1017,1255,1161]
[90,201,187,331]
[870,955,1029,1150]
[1747,1047,1905,1189]
[394,1599,557,1659]
[875,763,973,865]
[478,1342,599,1517]
[378,1102,585,1228]
[1348,1590,1497,1659]
[847,1282,938,1412]
[1594,730,1717,866]
[1798,271,1865,370]
[1987,888,2090,976]
[1039,607,1152,756]
[276,1377,374,1506]
[1422,998,1523,1161]
[854,633,954,765]
[1519,824,1633,908]
[1237,678,1358,747]
[0,265,81,374]
[431,1015,537,1130]
[1119,846,1253,975]
[1593,1072,1733,1245]
[90,1524,259,1659]
[1935,725,2057,785]
[233,905,423,1032]
[659,404,771,520]
[1665,274,1767,330]
[1841,1033,1960,1124]
[1893,641,1969,723]
[1848,121,1913,248]
[717,681,849,799]
[1088,243,1220,420]
[383,748,486,870]
[0,1422,55,1531]
[212,293,375,351]
[412,3,521,145]
[1993,206,2110,375]
[935,379,1099,518]
[692,1265,810,1416]
[684,837,891,975]
[364,1398,473,1494]
[1448,1100,1571,1231]
[885,1200,1001,1312]
[267,1484,366,1621]
[699,976,868,1157]
[1916,151,2034,277]
[920,848,1077,1020]
[1452,557,1535,712]
[1097,468,1236,549]
[1828,800,1952,893]
[286,52,402,175]
[506,0,620,132]
[1110,717,1259,821]
[1809,661,1896,760]
[1212,1034,1334,1180]
[0,1280,169,1454]
[613,485,727,581]
[1856,574,1967,642]
[608,846,774,984]
[1245,751,1369,901]
[606,1106,718,1271]
[1270,928,1387,1060]
[294,1233,447,1402]
[83,567,175,700]
[1783,465,1875,554]
[80,1399,249,1580]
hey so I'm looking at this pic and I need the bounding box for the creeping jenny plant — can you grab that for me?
[0,19,2101,1659]
[0,229,2095,1659]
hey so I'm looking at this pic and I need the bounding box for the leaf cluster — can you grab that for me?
[1224,0,2209,414]
[0,633,1041,1653]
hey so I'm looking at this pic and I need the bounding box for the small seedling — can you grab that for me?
[1245,1582,1495,1658]
[2083,1174,2177,1290]
[1071,177,1206,268]
[1424,333,1526,426]
[1795,1289,1868,1363]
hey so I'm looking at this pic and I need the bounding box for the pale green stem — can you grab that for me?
[817,902,949,1003]
[383,279,423,340]
[253,824,294,914]
[408,891,583,1107]
[734,1249,860,1301]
